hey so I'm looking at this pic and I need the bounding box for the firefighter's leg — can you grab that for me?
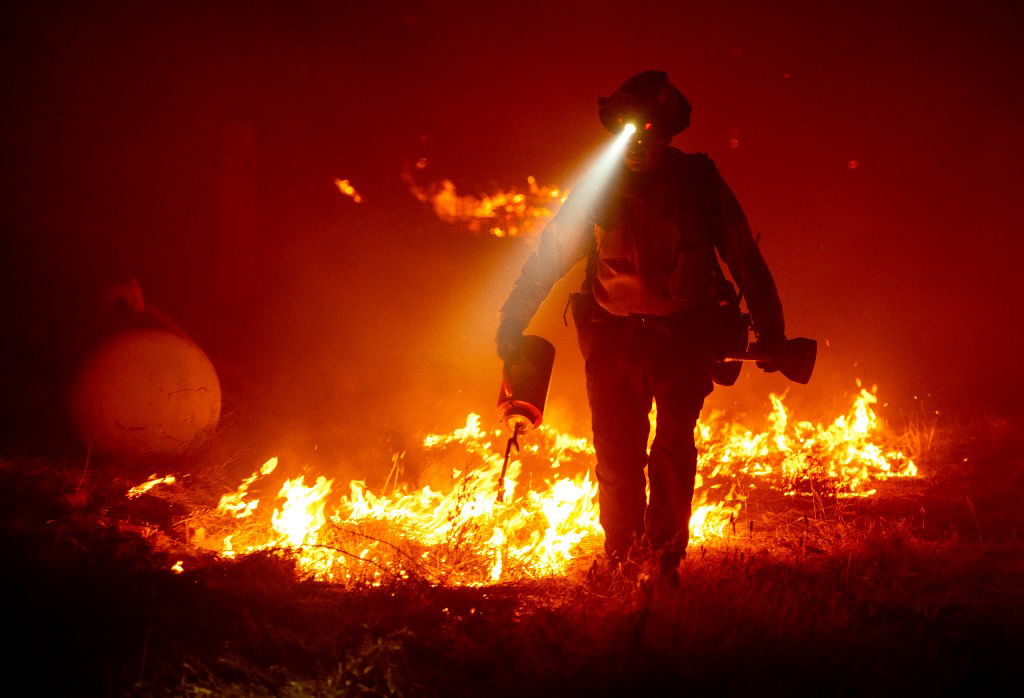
[646,329,714,563]
[580,319,652,560]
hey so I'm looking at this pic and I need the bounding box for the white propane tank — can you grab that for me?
[68,317,221,458]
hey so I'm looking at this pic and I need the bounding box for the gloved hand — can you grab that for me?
[496,319,526,363]
[750,334,786,373]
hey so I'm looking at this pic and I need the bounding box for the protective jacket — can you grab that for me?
[499,148,784,341]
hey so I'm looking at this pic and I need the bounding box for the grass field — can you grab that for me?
[3,412,1022,696]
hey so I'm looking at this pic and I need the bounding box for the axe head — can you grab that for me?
[777,337,817,384]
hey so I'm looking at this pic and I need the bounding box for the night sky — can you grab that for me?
[2,0,1021,455]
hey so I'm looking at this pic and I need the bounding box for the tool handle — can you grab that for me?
[722,350,771,362]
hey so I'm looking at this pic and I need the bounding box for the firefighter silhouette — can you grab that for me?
[497,71,787,579]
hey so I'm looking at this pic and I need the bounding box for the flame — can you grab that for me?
[165,384,916,587]
[695,384,917,500]
[407,175,566,238]
[334,178,363,203]
[216,457,278,518]
[272,476,332,547]
[171,560,184,574]
[127,474,176,499]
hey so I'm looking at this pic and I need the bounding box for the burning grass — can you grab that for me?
[144,385,918,588]
[405,173,566,238]
[3,395,1021,695]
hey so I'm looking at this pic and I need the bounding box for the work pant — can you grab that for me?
[572,295,715,563]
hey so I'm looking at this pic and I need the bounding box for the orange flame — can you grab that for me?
[334,178,363,203]
[216,457,278,518]
[696,384,917,500]
[127,474,176,499]
[407,175,566,238]
[160,385,916,587]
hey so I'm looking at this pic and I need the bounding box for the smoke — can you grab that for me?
[1,1,1021,465]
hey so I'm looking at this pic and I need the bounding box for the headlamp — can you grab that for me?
[598,72,692,137]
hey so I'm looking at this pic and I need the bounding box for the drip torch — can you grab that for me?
[495,335,556,502]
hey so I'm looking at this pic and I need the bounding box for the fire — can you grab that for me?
[127,474,176,499]
[695,384,917,499]
[154,384,916,588]
[272,476,332,547]
[334,178,363,203]
[407,175,566,238]
[216,457,277,518]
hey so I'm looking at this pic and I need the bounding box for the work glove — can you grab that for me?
[496,319,526,364]
[750,334,786,373]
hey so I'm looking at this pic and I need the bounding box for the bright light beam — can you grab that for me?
[483,122,638,355]
[553,123,635,226]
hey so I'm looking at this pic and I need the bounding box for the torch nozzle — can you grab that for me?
[496,423,524,503]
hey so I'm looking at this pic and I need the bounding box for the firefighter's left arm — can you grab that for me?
[497,197,592,360]
[711,169,786,343]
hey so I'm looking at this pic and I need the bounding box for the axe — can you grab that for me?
[723,337,818,385]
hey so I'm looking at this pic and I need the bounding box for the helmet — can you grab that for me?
[598,71,691,137]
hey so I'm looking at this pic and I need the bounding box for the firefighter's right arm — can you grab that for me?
[711,171,785,343]
[497,199,591,360]
[709,166,788,371]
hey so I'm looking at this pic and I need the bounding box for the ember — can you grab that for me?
[334,178,363,203]
[164,384,915,587]
[127,474,176,499]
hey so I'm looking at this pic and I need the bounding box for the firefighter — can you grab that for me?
[496,71,786,581]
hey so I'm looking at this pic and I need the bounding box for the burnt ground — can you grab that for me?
[3,415,1023,697]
